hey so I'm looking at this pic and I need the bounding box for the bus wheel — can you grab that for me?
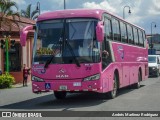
[108,74,118,99]
[54,91,67,99]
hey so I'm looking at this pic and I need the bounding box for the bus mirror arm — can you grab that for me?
[33,25,36,30]
[20,25,34,46]
[96,21,104,42]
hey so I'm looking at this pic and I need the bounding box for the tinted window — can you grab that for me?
[127,25,134,44]
[138,30,144,47]
[142,31,147,47]
[133,27,139,45]
[112,19,121,41]
[104,18,113,40]
[120,22,128,43]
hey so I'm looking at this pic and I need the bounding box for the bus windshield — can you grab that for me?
[33,18,100,64]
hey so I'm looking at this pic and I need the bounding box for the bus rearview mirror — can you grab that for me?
[96,21,104,42]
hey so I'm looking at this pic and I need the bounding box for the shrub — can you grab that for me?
[0,72,15,89]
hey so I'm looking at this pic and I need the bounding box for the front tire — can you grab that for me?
[54,91,67,99]
[107,74,118,99]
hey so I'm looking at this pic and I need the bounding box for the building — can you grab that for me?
[0,13,35,83]
[147,34,160,55]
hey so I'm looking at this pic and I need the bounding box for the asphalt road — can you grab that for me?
[0,77,160,120]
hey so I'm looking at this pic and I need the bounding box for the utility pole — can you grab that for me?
[64,0,66,9]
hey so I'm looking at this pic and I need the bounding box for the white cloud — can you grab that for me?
[51,0,63,5]
[11,0,26,5]
[16,0,160,34]
[148,8,160,15]
[148,0,160,15]
[81,0,157,34]
[50,0,69,7]
[126,15,142,25]
[41,10,51,14]
[153,0,160,10]
[82,0,141,17]
[83,1,116,13]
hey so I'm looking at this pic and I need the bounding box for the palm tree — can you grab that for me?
[21,4,39,20]
[0,0,20,32]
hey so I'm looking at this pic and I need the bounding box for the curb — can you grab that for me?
[13,82,31,88]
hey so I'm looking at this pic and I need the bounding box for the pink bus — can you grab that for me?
[20,9,148,99]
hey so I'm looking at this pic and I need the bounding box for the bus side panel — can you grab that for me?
[129,64,138,85]
[101,63,122,93]
[111,42,148,87]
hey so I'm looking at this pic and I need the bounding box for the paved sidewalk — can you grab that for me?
[12,82,31,88]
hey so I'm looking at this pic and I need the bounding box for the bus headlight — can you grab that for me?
[32,76,44,82]
[83,74,100,81]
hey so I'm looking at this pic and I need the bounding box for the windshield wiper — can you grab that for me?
[44,18,80,68]
[44,20,64,69]
[62,19,80,67]
[44,56,54,68]
[44,39,62,68]
[65,39,81,67]
[44,39,81,68]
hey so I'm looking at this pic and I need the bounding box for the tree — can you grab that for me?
[0,0,20,31]
[21,4,39,20]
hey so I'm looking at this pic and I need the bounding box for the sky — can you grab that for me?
[11,0,160,34]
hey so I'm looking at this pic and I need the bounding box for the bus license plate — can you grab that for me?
[73,82,81,86]
[59,85,67,90]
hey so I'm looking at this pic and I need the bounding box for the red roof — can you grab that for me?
[0,12,35,32]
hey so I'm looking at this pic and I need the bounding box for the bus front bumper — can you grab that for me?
[32,80,102,93]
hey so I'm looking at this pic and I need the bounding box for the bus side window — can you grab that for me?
[143,31,147,48]
[104,18,113,40]
[142,31,146,47]
[127,25,134,44]
[138,30,144,47]
[112,18,121,42]
[133,27,139,46]
[120,22,128,43]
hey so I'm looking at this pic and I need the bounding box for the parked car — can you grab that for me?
[148,55,160,77]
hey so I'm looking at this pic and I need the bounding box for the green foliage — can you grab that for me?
[21,4,39,20]
[0,72,15,89]
[0,0,20,32]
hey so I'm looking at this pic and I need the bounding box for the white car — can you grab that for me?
[148,55,160,77]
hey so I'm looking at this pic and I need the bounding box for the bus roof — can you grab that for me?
[37,9,144,30]
[37,9,105,21]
